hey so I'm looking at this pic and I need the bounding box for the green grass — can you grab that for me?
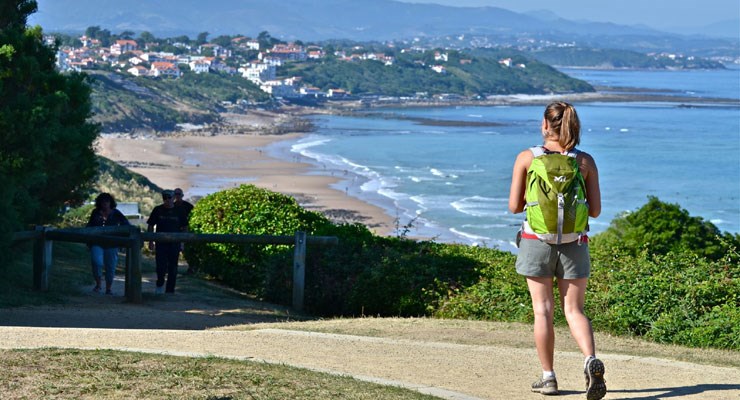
[1,242,90,307]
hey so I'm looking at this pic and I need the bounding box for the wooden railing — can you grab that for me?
[11,226,338,311]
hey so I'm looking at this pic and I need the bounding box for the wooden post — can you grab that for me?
[32,226,52,291]
[127,227,143,304]
[292,231,307,311]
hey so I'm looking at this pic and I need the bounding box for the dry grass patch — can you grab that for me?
[0,348,437,399]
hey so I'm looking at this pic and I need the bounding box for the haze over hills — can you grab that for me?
[29,0,738,56]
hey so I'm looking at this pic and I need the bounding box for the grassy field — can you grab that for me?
[0,348,436,399]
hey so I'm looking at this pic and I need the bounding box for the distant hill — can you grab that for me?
[30,0,738,55]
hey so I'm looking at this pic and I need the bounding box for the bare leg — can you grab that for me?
[558,277,595,357]
[526,276,556,371]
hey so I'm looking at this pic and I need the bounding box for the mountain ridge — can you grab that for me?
[31,0,722,40]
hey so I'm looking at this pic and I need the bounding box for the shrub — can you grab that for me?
[59,204,94,228]
[433,250,530,321]
[587,248,739,349]
[261,223,487,317]
[592,196,737,261]
[184,185,329,292]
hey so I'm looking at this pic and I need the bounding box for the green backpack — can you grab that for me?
[524,146,589,244]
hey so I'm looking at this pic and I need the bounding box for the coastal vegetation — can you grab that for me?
[0,0,99,264]
[527,47,726,69]
[83,49,592,132]
[282,48,593,96]
[185,185,739,350]
[88,70,270,132]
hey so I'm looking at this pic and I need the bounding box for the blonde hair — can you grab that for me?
[543,101,581,150]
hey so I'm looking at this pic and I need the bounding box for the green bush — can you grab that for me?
[590,251,733,331]
[59,204,94,228]
[433,250,529,322]
[592,196,738,261]
[183,185,329,292]
[262,222,486,317]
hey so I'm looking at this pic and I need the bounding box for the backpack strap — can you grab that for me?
[531,146,581,158]
[529,146,545,157]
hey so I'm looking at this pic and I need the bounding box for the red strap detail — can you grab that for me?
[520,231,589,243]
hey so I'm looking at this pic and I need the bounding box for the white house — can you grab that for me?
[328,88,350,98]
[127,65,149,76]
[431,65,447,74]
[240,62,276,84]
[110,39,138,56]
[300,86,322,96]
[246,40,260,50]
[189,59,211,74]
[269,43,306,61]
[259,79,297,97]
[150,61,181,78]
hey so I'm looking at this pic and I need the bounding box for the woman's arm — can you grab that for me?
[579,152,601,218]
[508,150,532,214]
[86,209,98,227]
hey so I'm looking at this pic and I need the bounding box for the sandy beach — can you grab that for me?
[96,132,396,236]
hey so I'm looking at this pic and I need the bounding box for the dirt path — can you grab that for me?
[0,273,738,400]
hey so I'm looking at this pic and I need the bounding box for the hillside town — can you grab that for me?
[50,33,529,101]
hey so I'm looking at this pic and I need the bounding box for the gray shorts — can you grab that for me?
[515,238,591,279]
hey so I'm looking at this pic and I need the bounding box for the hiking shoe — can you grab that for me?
[585,358,607,400]
[92,286,102,293]
[154,286,164,295]
[531,376,559,395]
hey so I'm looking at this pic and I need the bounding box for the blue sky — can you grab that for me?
[398,0,740,30]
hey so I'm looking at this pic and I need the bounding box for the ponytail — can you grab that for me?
[544,102,581,150]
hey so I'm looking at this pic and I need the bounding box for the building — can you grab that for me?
[127,65,149,77]
[240,62,276,84]
[110,39,138,56]
[150,61,181,78]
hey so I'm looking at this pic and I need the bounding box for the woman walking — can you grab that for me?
[508,101,606,399]
[86,193,130,295]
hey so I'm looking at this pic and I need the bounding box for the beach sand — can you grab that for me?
[96,133,396,236]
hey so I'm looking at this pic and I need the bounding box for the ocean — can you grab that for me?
[270,67,740,252]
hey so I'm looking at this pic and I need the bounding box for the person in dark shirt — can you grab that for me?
[173,188,194,218]
[147,190,188,294]
[173,187,197,274]
[87,193,130,295]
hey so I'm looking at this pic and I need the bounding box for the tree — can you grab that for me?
[0,0,99,262]
[84,25,101,39]
[257,31,271,47]
[138,31,156,43]
[84,25,111,46]
[196,31,209,45]
[211,35,233,48]
[592,197,736,260]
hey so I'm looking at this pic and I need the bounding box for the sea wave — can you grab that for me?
[449,227,491,243]
[451,196,508,218]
